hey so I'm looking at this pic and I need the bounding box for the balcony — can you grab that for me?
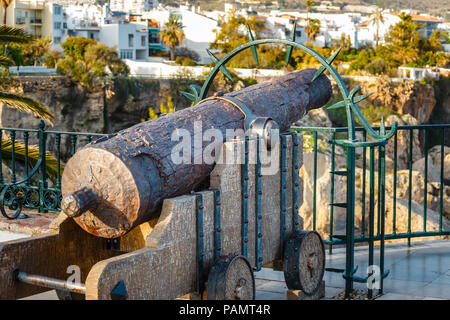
[149,43,166,51]
[148,27,160,34]
[29,18,42,24]
[15,0,45,10]
[15,18,26,25]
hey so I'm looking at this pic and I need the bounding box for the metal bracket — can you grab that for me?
[197,92,279,148]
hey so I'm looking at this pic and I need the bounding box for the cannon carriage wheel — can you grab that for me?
[206,254,255,300]
[283,230,325,296]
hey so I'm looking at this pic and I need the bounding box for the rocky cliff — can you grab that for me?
[0,76,197,134]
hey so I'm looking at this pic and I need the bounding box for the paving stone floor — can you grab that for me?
[1,230,448,300]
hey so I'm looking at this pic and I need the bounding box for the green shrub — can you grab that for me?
[175,56,183,65]
[366,58,387,75]
[182,58,197,66]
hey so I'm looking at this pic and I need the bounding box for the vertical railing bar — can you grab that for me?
[393,132,398,234]
[344,146,356,299]
[439,128,444,232]
[213,189,221,260]
[423,129,428,232]
[195,193,204,295]
[55,134,61,191]
[368,146,375,299]
[379,144,386,295]
[255,137,262,271]
[361,130,367,238]
[0,130,3,185]
[407,129,413,246]
[70,135,77,156]
[292,133,299,233]
[280,135,287,253]
[313,131,318,231]
[10,130,16,184]
[241,136,249,258]
[329,132,336,253]
[38,121,47,213]
[24,132,29,186]
[377,145,381,236]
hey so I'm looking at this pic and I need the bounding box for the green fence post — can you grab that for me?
[38,120,47,213]
[344,145,356,299]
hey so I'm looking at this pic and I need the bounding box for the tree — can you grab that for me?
[0,26,56,175]
[57,37,129,88]
[0,26,53,121]
[20,37,52,66]
[370,7,385,47]
[60,36,97,60]
[210,13,268,68]
[306,1,316,13]
[0,0,12,25]
[160,16,185,61]
[383,13,421,66]
[44,48,63,68]
[305,19,320,42]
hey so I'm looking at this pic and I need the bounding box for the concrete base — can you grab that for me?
[286,280,325,300]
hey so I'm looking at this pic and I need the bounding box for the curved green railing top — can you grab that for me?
[181,24,397,148]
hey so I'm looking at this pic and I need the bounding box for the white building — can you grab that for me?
[64,4,104,43]
[110,0,157,13]
[0,0,64,49]
[144,7,218,64]
[100,22,149,60]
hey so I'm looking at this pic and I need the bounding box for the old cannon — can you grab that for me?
[2,36,383,300]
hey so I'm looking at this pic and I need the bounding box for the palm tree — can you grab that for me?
[0,26,53,120]
[370,8,385,47]
[0,26,55,176]
[1,0,13,25]
[306,0,316,17]
[160,16,185,61]
[305,19,320,42]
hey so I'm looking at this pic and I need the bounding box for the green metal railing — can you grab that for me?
[0,120,106,219]
[292,124,450,245]
[0,120,447,298]
[2,122,446,242]
[293,123,448,298]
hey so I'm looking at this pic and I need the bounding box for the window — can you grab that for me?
[54,37,62,43]
[120,49,133,59]
[141,35,146,46]
[149,33,159,44]
[15,11,25,24]
[128,34,134,47]
[54,6,62,15]
[54,22,61,29]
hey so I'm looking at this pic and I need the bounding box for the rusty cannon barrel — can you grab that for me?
[61,69,332,238]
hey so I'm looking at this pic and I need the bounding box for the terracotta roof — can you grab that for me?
[387,12,443,23]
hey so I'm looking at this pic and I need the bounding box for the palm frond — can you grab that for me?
[0,92,54,123]
[1,138,62,182]
[0,55,13,67]
[0,25,33,44]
